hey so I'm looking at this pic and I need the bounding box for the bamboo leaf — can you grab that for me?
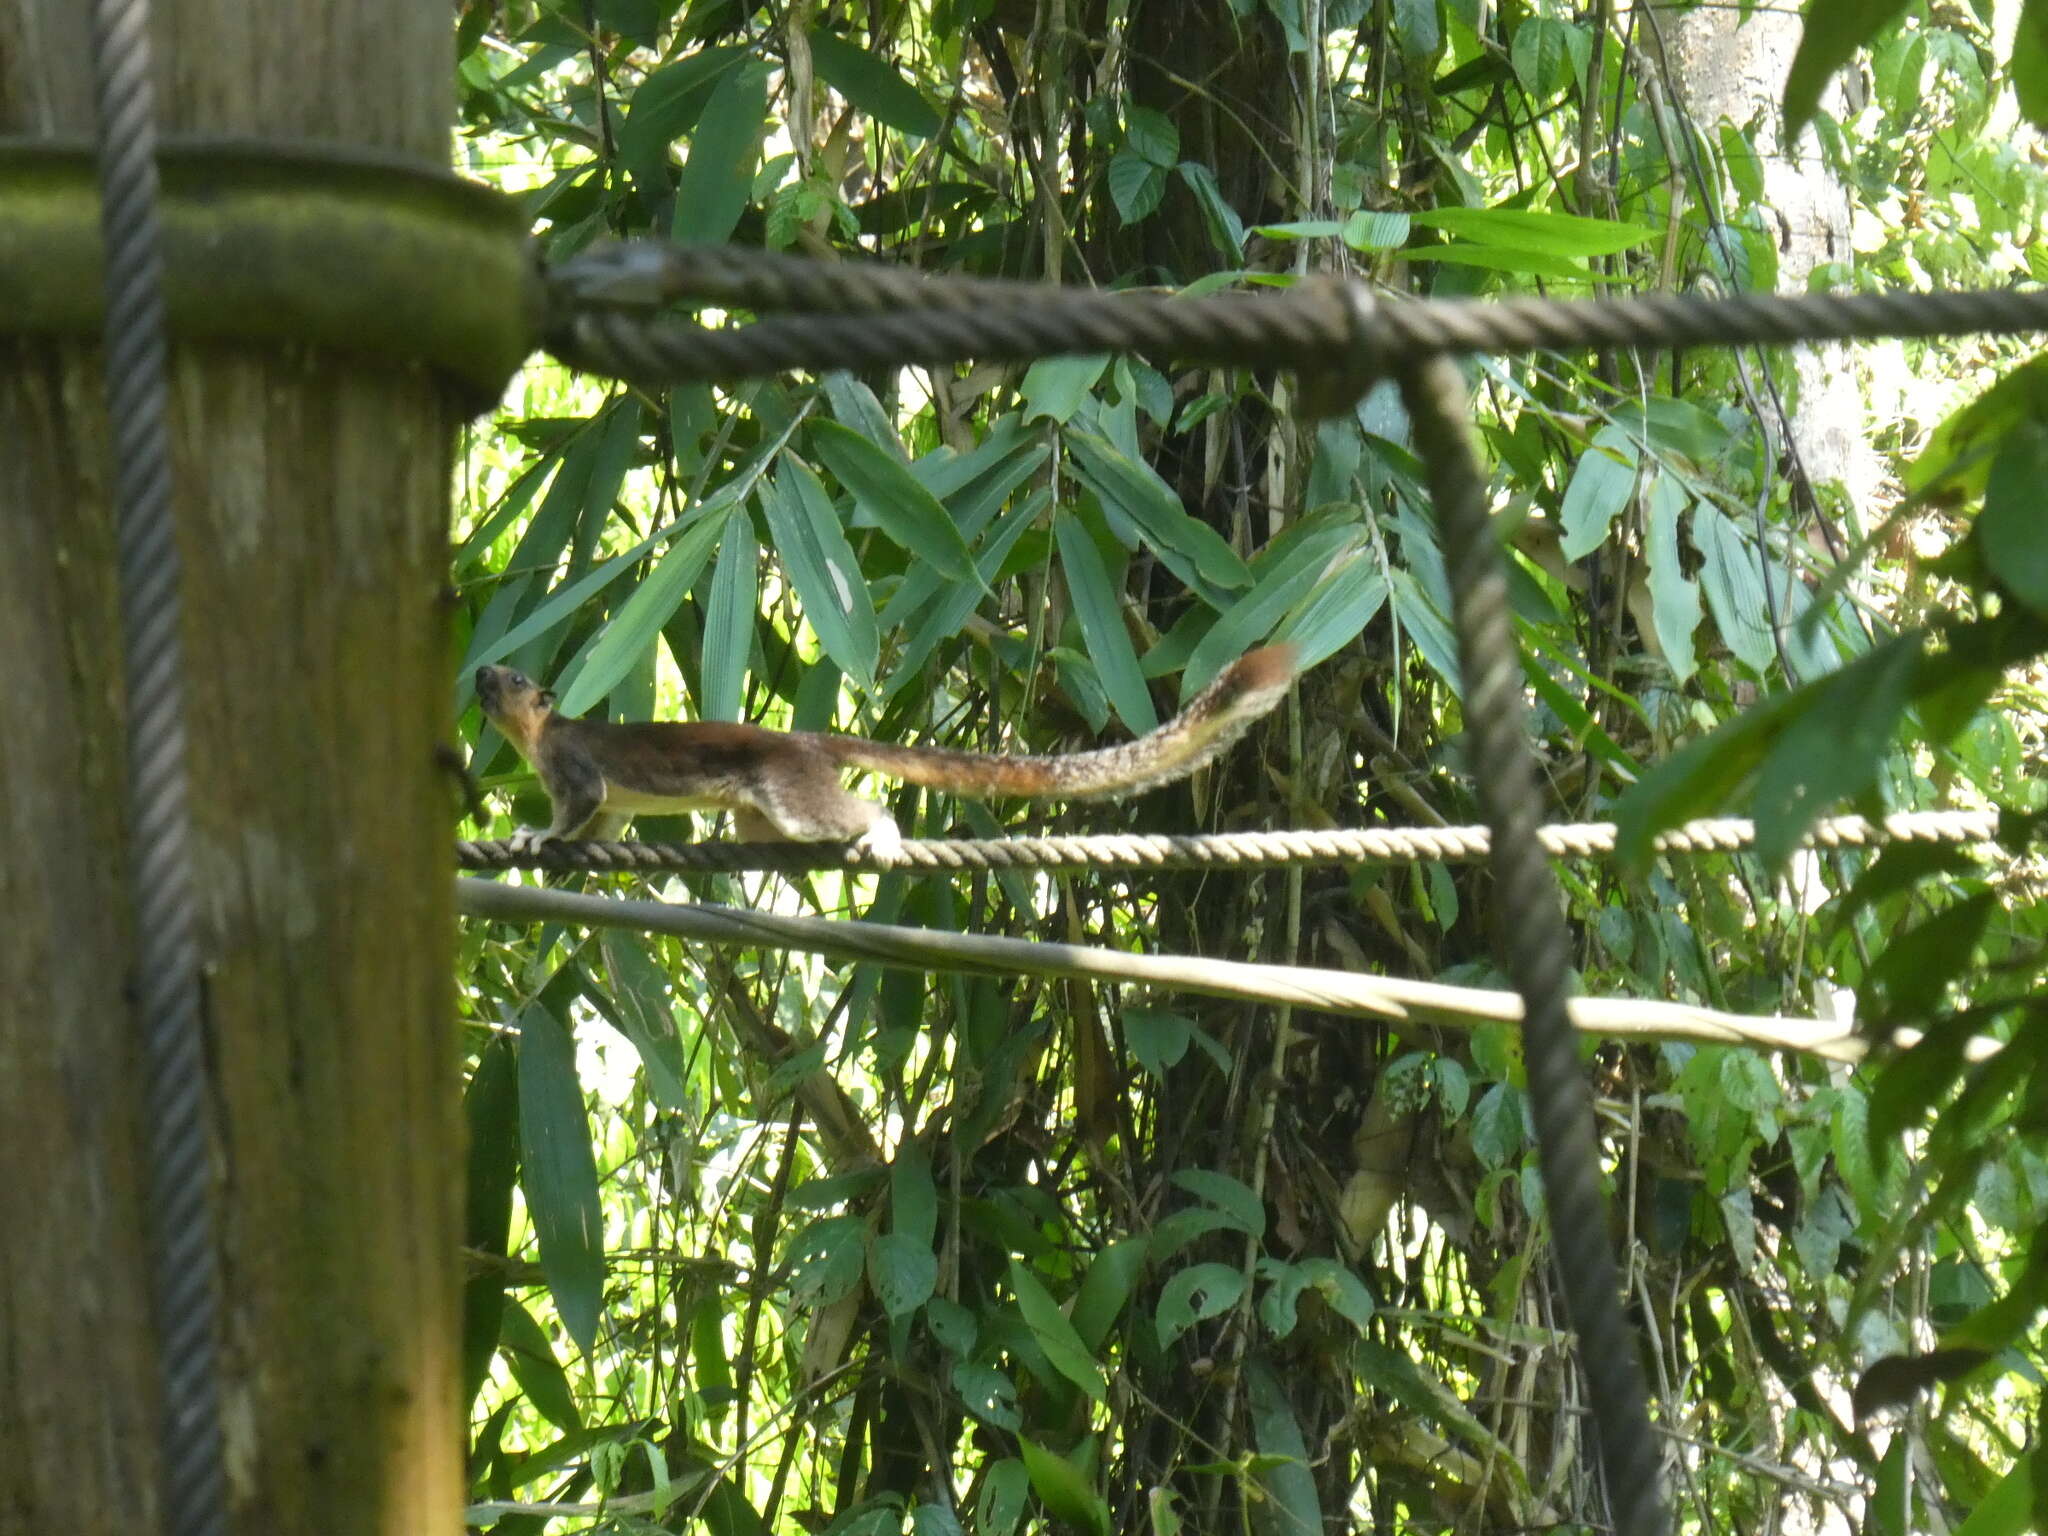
[701,513,759,722]
[1053,510,1157,733]
[761,460,879,691]
[517,1003,605,1360]
[809,420,979,586]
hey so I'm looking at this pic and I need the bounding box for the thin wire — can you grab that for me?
[90,3,228,1534]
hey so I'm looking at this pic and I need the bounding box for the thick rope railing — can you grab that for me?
[1402,352,1667,1536]
[454,807,2003,874]
[89,2,229,1534]
[544,239,2048,391]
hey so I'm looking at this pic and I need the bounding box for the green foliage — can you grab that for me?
[451,0,2048,1531]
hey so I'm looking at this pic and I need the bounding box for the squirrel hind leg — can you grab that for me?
[751,767,895,847]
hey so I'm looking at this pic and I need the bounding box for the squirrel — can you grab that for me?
[473,646,1295,857]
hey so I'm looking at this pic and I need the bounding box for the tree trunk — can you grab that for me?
[1654,1,1879,510]
[0,4,464,1533]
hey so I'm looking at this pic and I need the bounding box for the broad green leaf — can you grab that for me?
[517,1003,605,1359]
[869,1233,938,1319]
[1410,241,1599,280]
[1906,353,2048,505]
[499,1298,583,1431]
[1949,1454,2033,1536]
[462,421,604,673]
[596,0,659,42]
[2015,0,2048,131]
[890,1142,938,1247]
[1009,1260,1108,1401]
[1070,1238,1148,1351]
[1018,1439,1110,1536]
[1470,1082,1526,1168]
[1068,429,1251,595]
[926,1296,978,1356]
[1174,160,1246,259]
[1718,122,1765,203]
[820,372,902,455]
[1108,148,1168,223]
[1275,547,1389,671]
[954,1363,1022,1431]
[1559,427,1638,560]
[1184,524,1355,695]
[884,490,1048,694]
[975,1458,1031,1536]
[761,461,879,690]
[1389,568,1462,693]
[701,513,758,722]
[1173,1169,1266,1237]
[1053,510,1158,733]
[1611,690,1800,866]
[617,47,747,192]
[1253,218,1347,240]
[1644,472,1701,684]
[1126,104,1179,164]
[1753,631,1920,865]
[1611,397,1735,464]
[1124,1006,1195,1077]
[1509,16,1585,99]
[674,60,768,244]
[552,504,732,716]
[1391,0,1441,58]
[597,933,692,1111]
[1258,1257,1376,1338]
[456,441,562,571]
[912,1503,968,1536]
[1979,420,2048,616]
[1147,1205,1247,1262]
[1694,508,1778,673]
[1020,354,1110,424]
[462,1037,519,1409]
[788,1214,867,1306]
[1245,1359,1323,1536]
[1155,1262,1245,1347]
[1785,0,1911,140]
[1341,208,1412,250]
[809,420,978,584]
[808,29,941,138]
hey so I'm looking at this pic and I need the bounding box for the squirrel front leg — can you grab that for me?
[509,739,608,852]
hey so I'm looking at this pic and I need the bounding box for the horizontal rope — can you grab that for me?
[454,807,2003,875]
[541,243,2048,392]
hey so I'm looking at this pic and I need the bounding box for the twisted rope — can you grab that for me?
[543,241,2048,391]
[453,808,2001,874]
[90,1,228,1533]
[1403,352,1667,1536]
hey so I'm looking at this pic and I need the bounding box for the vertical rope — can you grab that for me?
[1398,354,1670,1536]
[89,3,230,1534]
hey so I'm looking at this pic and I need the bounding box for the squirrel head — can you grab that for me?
[475,665,556,755]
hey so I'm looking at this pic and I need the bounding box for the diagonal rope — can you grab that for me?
[1402,352,1669,1536]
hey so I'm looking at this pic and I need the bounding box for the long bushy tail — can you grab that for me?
[821,645,1296,801]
